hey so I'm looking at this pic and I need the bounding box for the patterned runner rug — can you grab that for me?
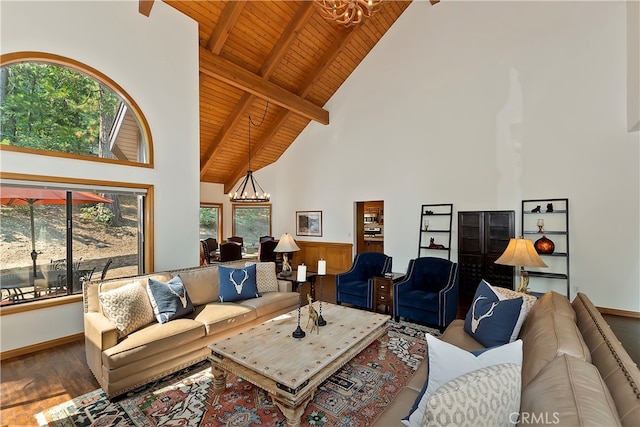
[36,321,439,427]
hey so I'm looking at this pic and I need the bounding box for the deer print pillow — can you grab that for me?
[218,264,260,302]
[463,280,524,347]
[147,276,195,324]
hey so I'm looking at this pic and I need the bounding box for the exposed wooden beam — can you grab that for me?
[139,0,154,17]
[259,2,316,77]
[201,3,317,180]
[199,47,330,125]
[205,1,246,53]
[223,28,359,193]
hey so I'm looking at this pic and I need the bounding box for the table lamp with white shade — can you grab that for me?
[274,233,300,276]
[495,237,548,293]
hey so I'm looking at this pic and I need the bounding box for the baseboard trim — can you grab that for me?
[598,306,640,319]
[0,333,84,361]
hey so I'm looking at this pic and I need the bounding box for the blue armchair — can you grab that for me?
[393,257,459,329]
[336,252,392,310]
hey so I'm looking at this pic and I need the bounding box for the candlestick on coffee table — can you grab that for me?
[292,265,307,338]
[317,259,327,326]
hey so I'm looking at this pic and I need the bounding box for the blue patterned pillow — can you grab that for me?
[146,276,194,324]
[218,264,260,302]
[463,280,524,347]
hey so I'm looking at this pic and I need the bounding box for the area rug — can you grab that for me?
[36,321,439,427]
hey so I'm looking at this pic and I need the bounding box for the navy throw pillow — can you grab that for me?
[463,280,523,347]
[146,276,194,324]
[218,264,260,302]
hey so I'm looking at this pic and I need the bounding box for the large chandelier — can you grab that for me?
[315,0,382,27]
[229,105,271,203]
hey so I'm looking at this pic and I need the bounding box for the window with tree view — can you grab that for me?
[0,54,151,305]
[0,58,149,163]
[232,205,271,254]
[0,183,145,305]
[199,204,221,242]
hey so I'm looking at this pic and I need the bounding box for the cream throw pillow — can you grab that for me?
[99,281,155,337]
[422,363,521,427]
[492,285,537,342]
[246,261,279,293]
[402,334,522,427]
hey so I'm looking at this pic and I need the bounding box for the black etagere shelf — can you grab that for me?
[521,198,570,298]
[418,203,453,260]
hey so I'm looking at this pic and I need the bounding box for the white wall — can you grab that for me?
[250,1,639,312]
[0,0,200,351]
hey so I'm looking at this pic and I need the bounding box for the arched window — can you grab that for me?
[0,52,152,165]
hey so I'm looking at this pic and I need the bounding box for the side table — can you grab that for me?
[277,270,318,299]
[372,273,405,316]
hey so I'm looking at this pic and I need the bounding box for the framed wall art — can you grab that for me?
[296,211,323,237]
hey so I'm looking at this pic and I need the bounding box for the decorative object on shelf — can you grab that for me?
[423,220,429,231]
[534,235,555,254]
[428,237,445,249]
[495,237,548,293]
[314,0,382,27]
[531,205,541,213]
[537,219,545,233]
[229,102,270,203]
[293,264,307,339]
[317,259,327,326]
[546,203,554,213]
[296,211,323,237]
[274,233,300,276]
[306,294,320,334]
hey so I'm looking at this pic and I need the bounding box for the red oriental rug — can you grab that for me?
[36,321,438,427]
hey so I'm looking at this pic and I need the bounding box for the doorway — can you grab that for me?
[355,200,384,254]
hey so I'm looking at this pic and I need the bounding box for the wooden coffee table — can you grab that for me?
[208,302,390,427]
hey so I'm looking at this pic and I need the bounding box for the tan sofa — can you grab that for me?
[374,292,640,426]
[83,261,300,398]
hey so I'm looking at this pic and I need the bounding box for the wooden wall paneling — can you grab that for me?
[290,241,353,275]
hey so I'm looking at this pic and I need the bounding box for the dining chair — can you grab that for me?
[204,237,219,262]
[226,236,244,247]
[258,239,279,263]
[219,241,243,262]
[100,259,113,280]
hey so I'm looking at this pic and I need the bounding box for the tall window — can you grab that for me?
[0,53,151,165]
[232,205,271,254]
[199,203,222,242]
[0,181,146,304]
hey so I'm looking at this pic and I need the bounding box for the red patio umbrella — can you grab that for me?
[0,187,113,285]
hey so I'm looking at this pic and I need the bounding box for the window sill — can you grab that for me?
[0,294,83,316]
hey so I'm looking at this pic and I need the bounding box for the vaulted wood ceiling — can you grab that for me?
[141,0,413,193]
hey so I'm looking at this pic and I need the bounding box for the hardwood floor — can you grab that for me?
[0,340,99,427]
[1,282,638,426]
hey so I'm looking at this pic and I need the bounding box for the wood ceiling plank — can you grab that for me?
[199,47,329,125]
[260,2,315,77]
[200,92,254,177]
[208,2,316,182]
[223,25,359,192]
[166,0,411,184]
[205,1,246,53]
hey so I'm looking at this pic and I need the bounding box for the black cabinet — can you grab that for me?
[458,211,515,298]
